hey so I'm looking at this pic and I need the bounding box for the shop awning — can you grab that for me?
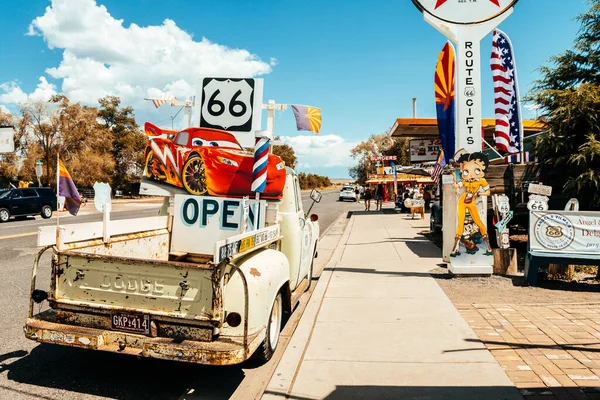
[388,118,545,142]
[366,174,434,185]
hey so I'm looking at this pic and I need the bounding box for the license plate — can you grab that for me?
[110,311,150,335]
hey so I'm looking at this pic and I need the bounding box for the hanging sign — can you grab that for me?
[0,127,15,153]
[195,78,264,149]
[411,0,519,25]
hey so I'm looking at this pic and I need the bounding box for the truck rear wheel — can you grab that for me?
[256,292,282,362]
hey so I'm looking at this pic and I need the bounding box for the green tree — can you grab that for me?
[349,133,409,184]
[97,96,146,191]
[528,0,600,209]
[272,138,297,170]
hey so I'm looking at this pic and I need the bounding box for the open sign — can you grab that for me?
[171,195,266,255]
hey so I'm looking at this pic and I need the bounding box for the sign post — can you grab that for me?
[412,0,518,153]
[413,0,519,275]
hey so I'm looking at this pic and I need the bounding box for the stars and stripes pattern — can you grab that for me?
[491,29,523,154]
[251,135,270,193]
[431,150,447,184]
[146,94,177,109]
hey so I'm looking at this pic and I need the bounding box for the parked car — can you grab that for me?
[0,188,57,222]
[339,186,358,202]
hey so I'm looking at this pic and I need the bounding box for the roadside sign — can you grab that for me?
[0,127,15,153]
[528,183,552,197]
[195,77,264,148]
[409,139,442,162]
[93,182,112,213]
[495,210,513,233]
[412,0,518,25]
[495,194,510,215]
[527,194,549,212]
[369,155,397,161]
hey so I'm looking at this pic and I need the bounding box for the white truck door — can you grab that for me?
[293,177,313,286]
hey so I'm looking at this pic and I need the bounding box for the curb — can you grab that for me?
[262,213,355,399]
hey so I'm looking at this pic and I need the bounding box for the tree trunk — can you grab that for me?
[548,264,575,281]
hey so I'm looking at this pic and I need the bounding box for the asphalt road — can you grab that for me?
[0,188,363,400]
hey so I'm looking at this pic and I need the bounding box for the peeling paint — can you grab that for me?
[249,268,261,277]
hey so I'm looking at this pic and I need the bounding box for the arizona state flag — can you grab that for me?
[58,159,81,216]
[434,41,456,165]
[291,105,321,134]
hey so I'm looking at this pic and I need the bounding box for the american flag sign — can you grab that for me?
[431,150,447,184]
[491,29,523,154]
[146,94,177,109]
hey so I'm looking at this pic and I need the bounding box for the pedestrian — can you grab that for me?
[354,185,360,202]
[376,181,384,211]
[423,187,432,210]
[364,187,372,211]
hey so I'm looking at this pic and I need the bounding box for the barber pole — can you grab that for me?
[252,133,270,193]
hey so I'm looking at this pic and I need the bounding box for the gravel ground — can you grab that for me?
[422,230,600,305]
[431,267,600,305]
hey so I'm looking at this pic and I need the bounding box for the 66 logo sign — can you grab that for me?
[197,78,263,147]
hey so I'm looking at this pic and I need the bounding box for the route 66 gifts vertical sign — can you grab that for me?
[412,0,518,153]
[196,78,264,148]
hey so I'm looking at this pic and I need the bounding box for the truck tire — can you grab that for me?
[0,208,9,223]
[256,292,282,362]
[41,205,53,219]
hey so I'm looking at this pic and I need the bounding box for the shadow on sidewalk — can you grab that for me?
[444,338,600,354]
[324,267,435,278]
[346,209,397,218]
[264,385,519,399]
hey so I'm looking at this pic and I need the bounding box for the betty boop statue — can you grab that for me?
[450,151,493,257]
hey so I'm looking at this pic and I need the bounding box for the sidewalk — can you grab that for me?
[264,209,522,399]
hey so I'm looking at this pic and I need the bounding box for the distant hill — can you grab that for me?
[330,178,354,185]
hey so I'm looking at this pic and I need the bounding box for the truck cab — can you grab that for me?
[25,168,320,365]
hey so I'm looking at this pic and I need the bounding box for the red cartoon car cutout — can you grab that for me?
[143,123,286,199]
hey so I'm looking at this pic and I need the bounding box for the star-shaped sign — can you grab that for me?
[435,0,500,10]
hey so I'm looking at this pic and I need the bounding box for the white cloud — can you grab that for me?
[29,77,57,102]
[0,77,57,105]
[1,0,272,115]
[280,134,358,170]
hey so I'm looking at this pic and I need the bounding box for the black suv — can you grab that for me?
[0,188,57,222]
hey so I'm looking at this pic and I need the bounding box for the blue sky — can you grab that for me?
[0,0,590,178]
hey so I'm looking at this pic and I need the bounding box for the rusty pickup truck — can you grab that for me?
[25,168,321,365]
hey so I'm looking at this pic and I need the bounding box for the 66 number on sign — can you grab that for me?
[198,78,263,133]
[527,194,549,212]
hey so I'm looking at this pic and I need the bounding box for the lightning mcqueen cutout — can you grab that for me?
[143,122,286,199]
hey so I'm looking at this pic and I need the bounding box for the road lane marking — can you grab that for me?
[0,232,37,240]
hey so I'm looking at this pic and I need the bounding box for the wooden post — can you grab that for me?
[493,248,517,275]
[548,264,575,281]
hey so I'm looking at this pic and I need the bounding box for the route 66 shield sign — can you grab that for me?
[93,182,112,213]
[196,78,264,148]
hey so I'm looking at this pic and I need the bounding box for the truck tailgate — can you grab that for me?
[54,252,215,320]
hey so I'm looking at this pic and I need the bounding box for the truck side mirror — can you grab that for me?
[310,189,322,203]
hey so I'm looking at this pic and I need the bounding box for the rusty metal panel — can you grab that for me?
[54,252,214,320]
[64,229,170,261]
[24,315,263,365]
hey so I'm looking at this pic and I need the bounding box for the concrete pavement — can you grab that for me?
[264,207,522,400]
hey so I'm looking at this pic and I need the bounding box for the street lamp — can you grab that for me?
[35,160,43,187]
